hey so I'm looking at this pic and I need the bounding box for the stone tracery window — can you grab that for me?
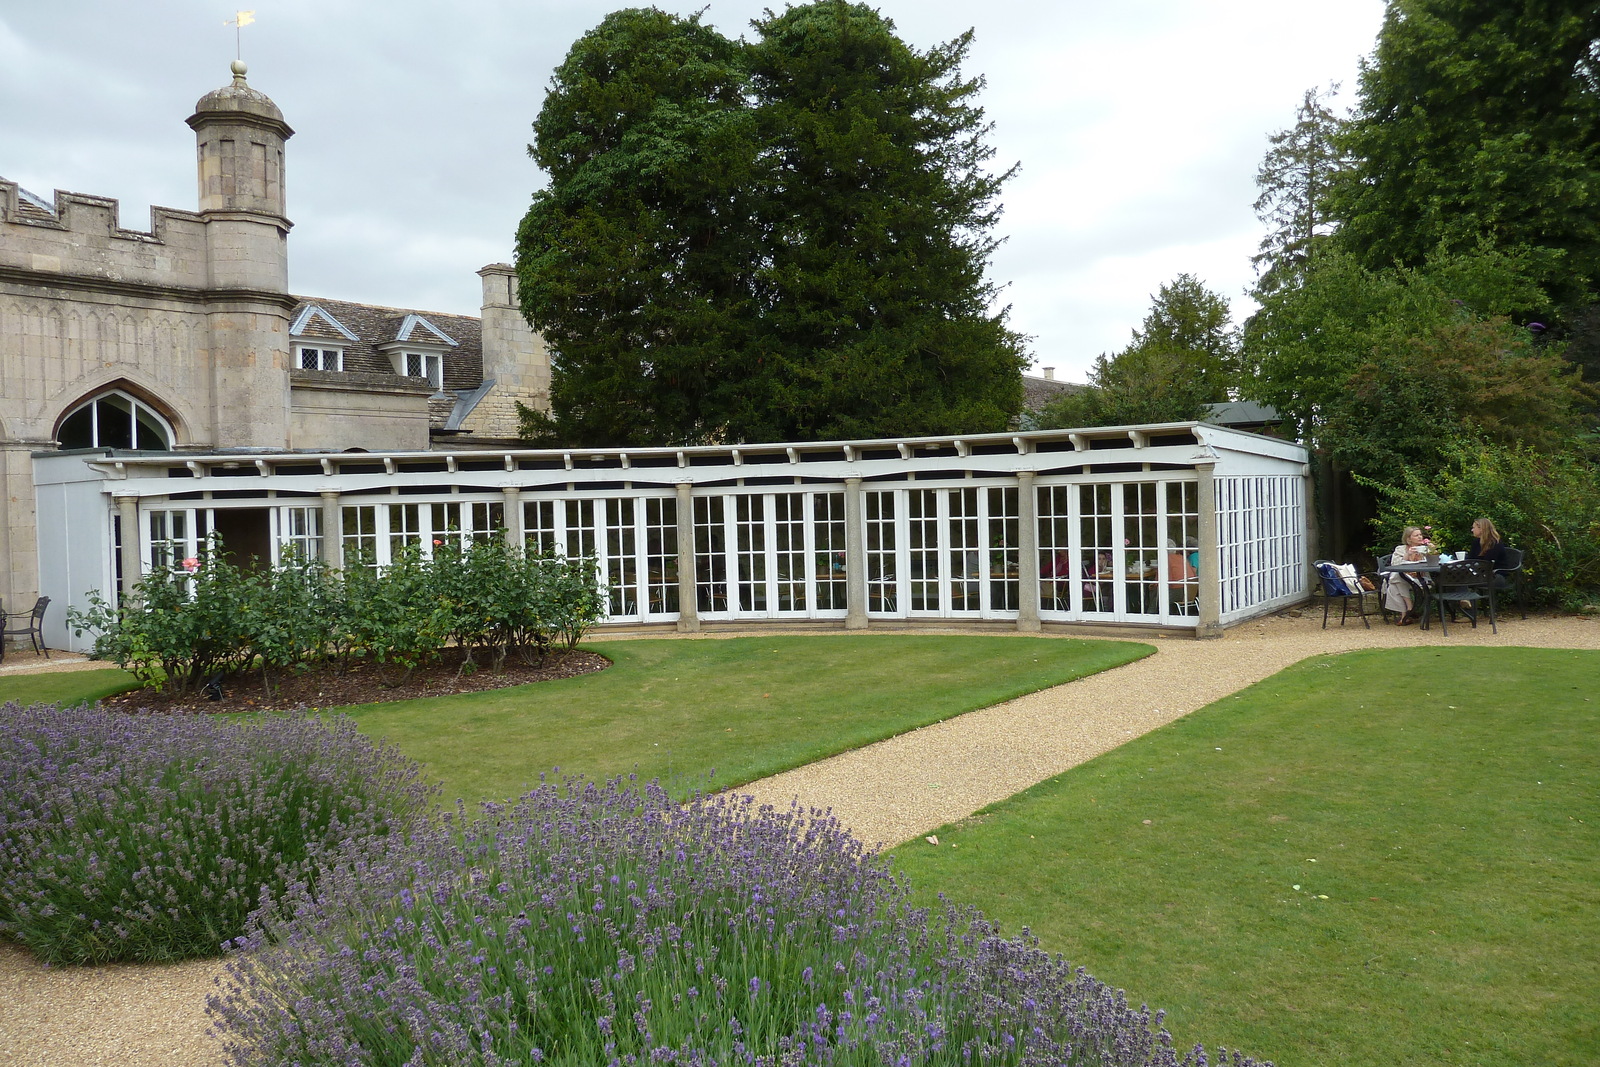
[57,390,173,451]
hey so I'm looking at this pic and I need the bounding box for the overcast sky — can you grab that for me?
[3,0,1387,382]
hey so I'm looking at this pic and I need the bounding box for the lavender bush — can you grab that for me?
[211,777,1266,1066]
[0,703,436,965]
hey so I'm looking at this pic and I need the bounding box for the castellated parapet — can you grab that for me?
[0,180,213,290]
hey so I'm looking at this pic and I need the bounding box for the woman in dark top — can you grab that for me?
[1466,517,1511,585]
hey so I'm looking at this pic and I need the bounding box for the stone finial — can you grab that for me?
[230,59,248,85]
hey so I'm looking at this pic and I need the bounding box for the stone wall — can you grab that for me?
[289,372,433,451]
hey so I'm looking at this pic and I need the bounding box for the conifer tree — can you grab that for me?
[516,2,1025,446]
[1252,85,1347,297]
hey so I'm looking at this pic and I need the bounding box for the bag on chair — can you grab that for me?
[1333,563,1365,596]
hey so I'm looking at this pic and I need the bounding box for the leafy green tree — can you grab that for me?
[1329,0,1600,309]
[516,8,759,446]
[1370,440,1600,606]
[1252,84,1348,296]
[1032,275,1237,429]
[1245,246,1590,483]
[516,2,1025,446]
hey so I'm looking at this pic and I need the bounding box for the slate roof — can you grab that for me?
[288,296,484,390]
[2,180,68,223]
[1022,373,1082,412]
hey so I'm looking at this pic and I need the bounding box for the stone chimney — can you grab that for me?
[451,264,552,439]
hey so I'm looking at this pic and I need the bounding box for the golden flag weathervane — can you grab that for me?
[225,11,255,61]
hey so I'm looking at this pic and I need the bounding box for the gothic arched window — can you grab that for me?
[57,390,173,451]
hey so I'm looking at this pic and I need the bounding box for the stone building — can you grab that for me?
[0,62,550,621]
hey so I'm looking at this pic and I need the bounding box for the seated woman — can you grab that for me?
[1166,539,1198,613]
[1077,550,1113,611]
[1166,539,1197,582]
[1384,524,1430,625]
[1465,517,1511,587]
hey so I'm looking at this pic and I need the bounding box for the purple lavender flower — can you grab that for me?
[207,776,1269,1067]
[0,702,433,965]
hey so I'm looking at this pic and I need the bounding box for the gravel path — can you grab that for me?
[3,609,1597,1065]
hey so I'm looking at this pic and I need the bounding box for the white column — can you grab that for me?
[676,483,699,632]
[844,477,867,629]
[1016,471,1040,631]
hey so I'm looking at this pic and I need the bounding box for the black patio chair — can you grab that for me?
[1314,560,1372,629]
[1,595,50,659]
[1375,554,1397,623]
[1421,559,1496,635]
[1495,547,1527,619]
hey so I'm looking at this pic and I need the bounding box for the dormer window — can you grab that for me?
[396,351,443,389]
[296,345,343,371]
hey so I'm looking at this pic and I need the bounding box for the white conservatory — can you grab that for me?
[33,423,1310,650]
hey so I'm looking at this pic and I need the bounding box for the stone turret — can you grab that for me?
[186,60,293,291]
[185,61,294,446]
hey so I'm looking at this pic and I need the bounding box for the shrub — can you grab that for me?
[1367,440,1600,607]
[249,549,341,695]
[345,544,455,685]
[211,776,1263,1067]
[69,548,258,695]
[69,538,608,691]
[528,547,609,655]
[0,703,436,965]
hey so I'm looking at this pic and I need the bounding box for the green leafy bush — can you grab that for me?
[68,537,608,692]
[1368,441,1600,607]
[69,552,256,695]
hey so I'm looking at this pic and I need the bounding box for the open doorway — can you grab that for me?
[210,508,273,570]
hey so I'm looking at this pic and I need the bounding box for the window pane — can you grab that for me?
[97,396,134,449]
[58,407,94,449]
[133,405,171,450]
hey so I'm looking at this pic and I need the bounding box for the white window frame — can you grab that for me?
[1035,474,1203,628]
[393,351,443,389]
[58,389,174,451]
[295,345,344,371]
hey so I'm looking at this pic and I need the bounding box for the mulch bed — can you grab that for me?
[98,648,610,715]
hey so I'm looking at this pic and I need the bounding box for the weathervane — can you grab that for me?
[225,10,255,62]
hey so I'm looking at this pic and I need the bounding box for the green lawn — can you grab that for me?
[891,646,1600,1067]
[343,636,1148,802]
[0,635,1149,806]
[0,667,137,708]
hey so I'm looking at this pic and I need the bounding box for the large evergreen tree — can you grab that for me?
[515,2,1025,447]
[738,2,1025,442]
[516,9,758,446]
[1252,85,1348,297]
[1329,0,1600,309]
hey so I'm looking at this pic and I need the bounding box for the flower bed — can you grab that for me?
[68,537,608,697]
[0,703,436,965]
[210,777,1265,1066]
